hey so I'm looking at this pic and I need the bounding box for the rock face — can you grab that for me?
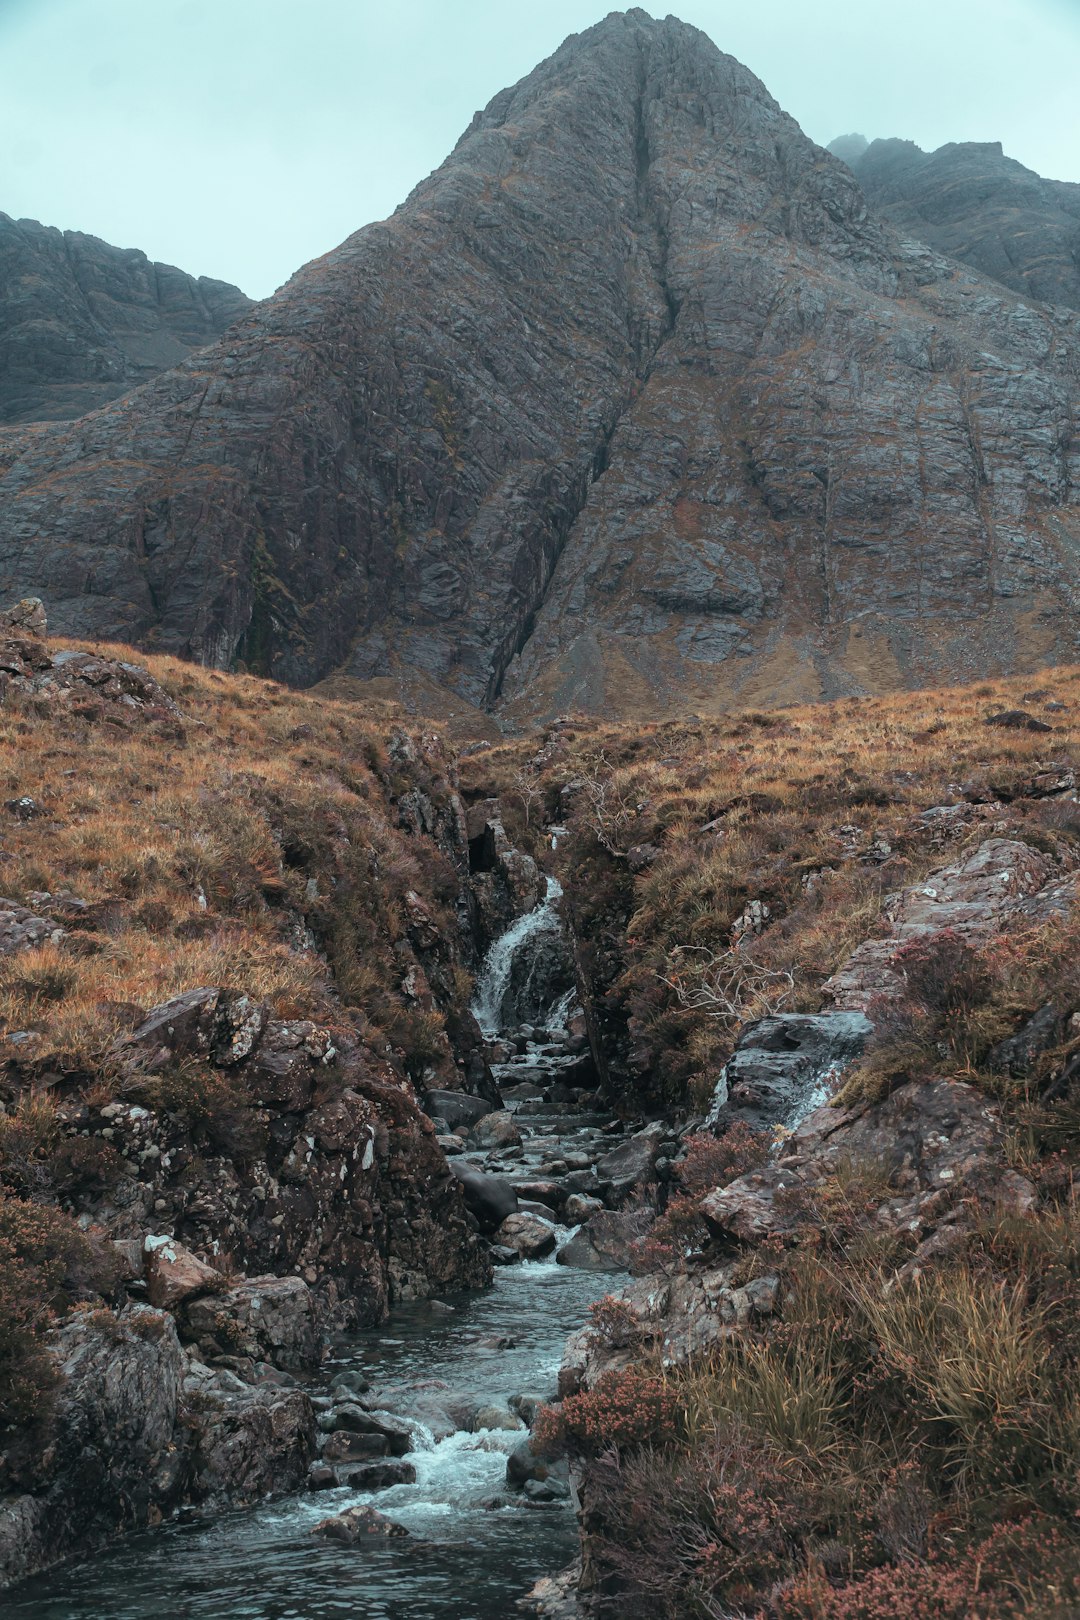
[0,213,251,424]
[2,11,1080,718]
[845,138,1080,314]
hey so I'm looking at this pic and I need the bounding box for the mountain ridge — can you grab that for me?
[0,10,1078,725]
[0,213,252,424]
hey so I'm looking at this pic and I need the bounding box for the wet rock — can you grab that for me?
[507,1437,559,1487]
[329,1368,370,1398]
[473,1404,526,1433]
[143,1235,223,1310]
[306,1462,337,1491]
[333,1459,416,1490]
[424,1090,491,1132]
[449,1162,519,1231]
[525,1476,571,1502]
[311,1504,410,1542]
[594,1122,665,1205]
[556,1209,653,1271]
[320,1430,389,1462]
[469,1110,523,1149]
[510,1393,548,1426]
[707,1011,873,1133]
[564,1193,604,1224]
[495,1212,557,1260]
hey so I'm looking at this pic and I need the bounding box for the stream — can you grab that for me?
[9,884,610,1620]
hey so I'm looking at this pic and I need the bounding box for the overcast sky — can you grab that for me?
[2,0,1077,299]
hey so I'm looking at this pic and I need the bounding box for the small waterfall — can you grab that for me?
[471,876,565,1036]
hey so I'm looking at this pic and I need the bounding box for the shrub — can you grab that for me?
[533,1370,680,1459]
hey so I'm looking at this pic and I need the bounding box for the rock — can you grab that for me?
[424,1090,491,1132]
[823,840,1060,1013]
[507,1438,555,1487]
[311,1505,409,1542]
[449,1162,519,1230]
[143,1235,223,1309]
[494,1212,557,1260]
[320,1430,389,1462]
[332,1459,416,1490]
[707,1011,873,1133]
[121,988,220,1066]
[702,1077,1027,1245]
[190,1383,316,1504]
[564,1193,605,1224]
[469,1110,523,1149]
[329,1368,370,1398]
[595,1123,665,1205]
[524,1476,570,1502]
[557,1209,653,1271]
[0,596,47,635]
[984,709,1053,732]
[988,1003,1065,1077]
[184,1276,319,1373]
[473,1404,525,1433]
[509,1393,548,1426]
[0,897,64,956]
[0,1306,186,1588]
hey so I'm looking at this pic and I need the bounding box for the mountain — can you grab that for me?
[0,214,251,423]
[836,137,1080,313]
[1,9,1079,726]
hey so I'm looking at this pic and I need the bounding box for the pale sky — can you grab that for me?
[2,0,1078,299]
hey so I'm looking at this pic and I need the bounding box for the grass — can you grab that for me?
[460,665,1080,1108]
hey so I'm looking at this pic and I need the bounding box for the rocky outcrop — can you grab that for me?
[2,13,1080,718]
[844,138,1080,313]
[47,986,492,1328]
[0,213,251,424]
[0,1304,316,1588]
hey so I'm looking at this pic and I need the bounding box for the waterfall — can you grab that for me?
[471,876,565,1037]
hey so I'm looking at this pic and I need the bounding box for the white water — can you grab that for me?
[470,875,565,1036]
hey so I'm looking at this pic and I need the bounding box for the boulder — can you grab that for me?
[707,1011,873,1133]
[333,1459,416,1490]
[424,1089,491,1132]
[144,1235,223,1309]
[495,1212,557,1260]
[449,1162,519,1230]
[595,1123,666,1204]
[469,1110,523,1149]
[184,1275,319,1373]
[564,1193,604,1224]
[472,1404,526,1433]
[311,1504,409,1542]
[556,1209,653,1271]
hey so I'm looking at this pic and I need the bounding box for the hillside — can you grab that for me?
[0,214,251,424]
[463,663,1080,1618]
[0,11,1079,724]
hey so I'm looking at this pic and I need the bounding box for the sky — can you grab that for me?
[1,0,1078,299]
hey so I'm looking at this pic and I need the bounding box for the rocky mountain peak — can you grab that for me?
[0,17,1079,725]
